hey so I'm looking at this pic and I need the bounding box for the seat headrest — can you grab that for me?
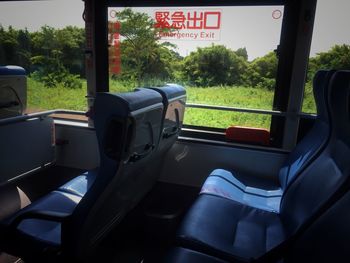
[113,88,163,112]
[148,84,186,103]
[95,89,163,117]
[313,70,335,122]
[329,70,350,145]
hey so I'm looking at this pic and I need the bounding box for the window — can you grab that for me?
[108,6,283,130]
[302,0,350,114]
[0,0,86,114]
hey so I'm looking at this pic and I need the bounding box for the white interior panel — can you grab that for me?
[55,122,99,170]
[0,117,54,185]
[159,140,288,188]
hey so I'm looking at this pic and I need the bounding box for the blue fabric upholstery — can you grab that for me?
[150,84,186,101]
[106,88,163,112]
[177,195,286,262]
[146,84,186,156]
[278,70,332,188]
[201,170,282,213]
[6,169,98,247]
[176,71,350,262]
[2,191,81,247]
[200,70,334,212]
[280,70,350,232]
[58,170,97,197]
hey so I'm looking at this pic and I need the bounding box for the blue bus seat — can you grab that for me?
[0,88,164,261]
[200,70,334,212]
[175,70,350,262]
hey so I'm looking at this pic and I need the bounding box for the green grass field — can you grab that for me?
[27,78,316,130]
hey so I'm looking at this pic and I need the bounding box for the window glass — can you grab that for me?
[108,6,283,129]
[302,0,350,113]
[0,0,86,114]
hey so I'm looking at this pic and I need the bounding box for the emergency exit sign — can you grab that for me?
[154,9,222,41]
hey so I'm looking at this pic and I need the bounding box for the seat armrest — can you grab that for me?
[10,210,71,229]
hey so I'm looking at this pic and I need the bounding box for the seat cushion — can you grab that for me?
[58,170,97,197]
[202,169,282,212]
[16,191,81,245]
[10,169,97,245]
[177,195,286,262]
[0,190,81,252]
[13,169,96,245]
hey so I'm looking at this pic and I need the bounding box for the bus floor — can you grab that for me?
[94,182,199,263]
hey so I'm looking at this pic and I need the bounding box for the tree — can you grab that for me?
[235,47,248,61]
[55,26,85,76]
[0,26,19,66]
[181,44,248,86]
[30,26,82,88]
[113,8,179,83]
[244,51,278,90]
[307,44,350,81]
[16,29,32,71]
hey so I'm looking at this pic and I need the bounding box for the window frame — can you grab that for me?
[89,0,317,149]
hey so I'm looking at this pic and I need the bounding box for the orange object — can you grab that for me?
[225,126,270,146]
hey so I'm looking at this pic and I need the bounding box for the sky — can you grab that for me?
[0,0,349,60]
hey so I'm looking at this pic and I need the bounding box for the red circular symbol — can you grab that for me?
[110,10,117,18]
[272,9,282,19]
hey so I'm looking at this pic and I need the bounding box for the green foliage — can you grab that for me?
[302,44,350,112]
[30,25,85,77]
[27,78,87,111]
[244,51,277,90]
[307,44,350,81]
[27,77,275,129]
[302,81,316,114]
[31,68,82,89]
[0,25,85,76]
[27,77,320,129]
[0,25,85,89]
[0,25,32,70]
[2,9,350,121]
[235,47,248,61]
[2,10,348,92]
[114,8,181,83]
[182,44,248,86]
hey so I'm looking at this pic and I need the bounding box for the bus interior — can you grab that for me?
[0,0,350,262]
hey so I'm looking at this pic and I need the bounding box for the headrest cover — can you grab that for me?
[114,88,163,112]
[0,66,26,76]
[329,70,350,145]
[149,84,186,101]
[313,70,334,122]
[96,88,163,115]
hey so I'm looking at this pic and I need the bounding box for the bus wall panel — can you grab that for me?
[159,140,287,188]
[55,124,99,170]
[0,117,55,185]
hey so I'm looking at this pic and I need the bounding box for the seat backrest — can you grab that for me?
[278,70,334,189]
[280,70,350,235]
[63,89,164,260]
[148,84,186,155]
